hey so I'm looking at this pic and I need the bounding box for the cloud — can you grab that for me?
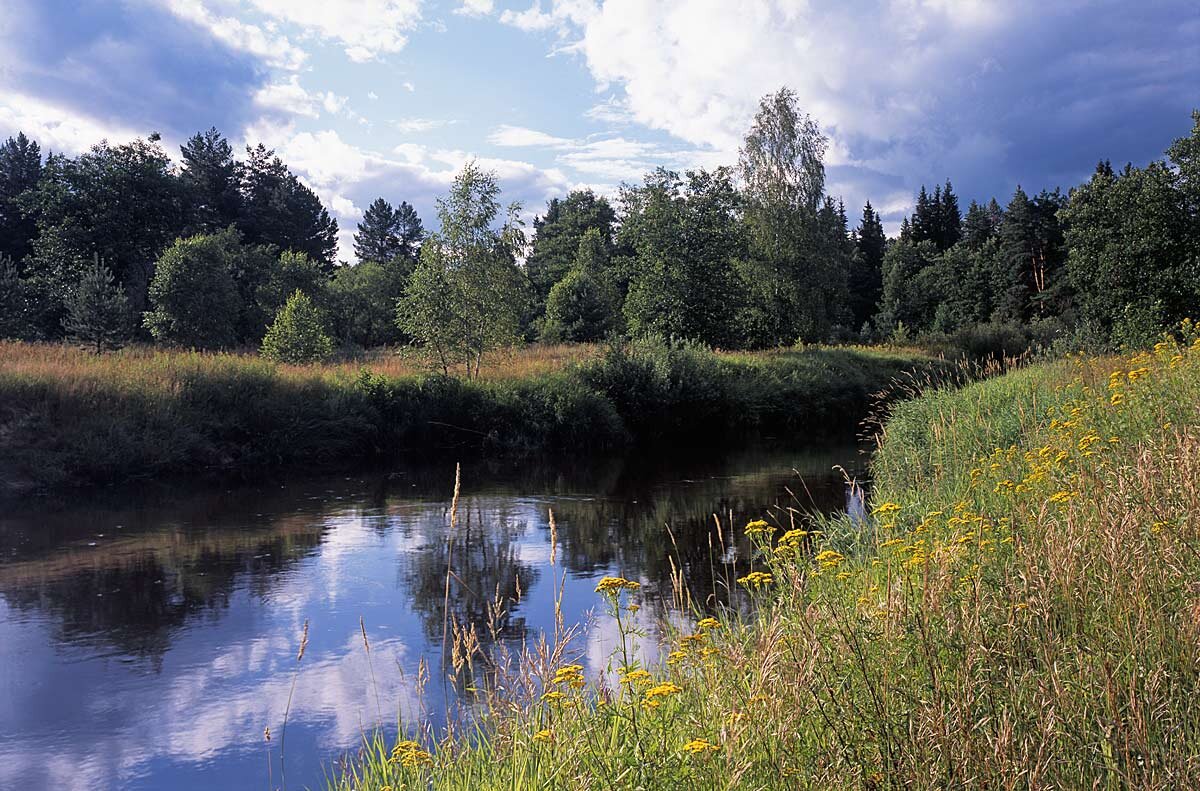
[454,0,495,17]
[160,0,307,70]
[0,93,144,154]
[242,0,423,60]
[515,0,1200,224]
[393,117,454,133]
[487,124,574,148]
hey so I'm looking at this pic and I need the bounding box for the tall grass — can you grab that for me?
[329,326,1200,789]
[0,339,940,493]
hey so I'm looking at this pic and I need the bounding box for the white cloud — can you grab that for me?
[165,0,423,63]
[161,0,307,70]
[245,0,422,59]
[487,124,573,148]
[454,0,494,17]
[253,75,320,118]
[393,117,453,134]
[0,93,143,153]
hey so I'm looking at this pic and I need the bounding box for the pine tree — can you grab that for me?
[354,198,401,264]
[238,144,338,270]
[938,180,962,250]
[180,128,242,236]
[62,254,132,353]
[0,132,42,264]
[261,289,334,364]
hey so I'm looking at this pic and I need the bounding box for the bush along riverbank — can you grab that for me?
[328,325,1200,790]
[0,337,946,494]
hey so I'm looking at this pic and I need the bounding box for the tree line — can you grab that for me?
[1,90,1198,368]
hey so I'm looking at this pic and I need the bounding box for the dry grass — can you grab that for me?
[328,328,1200,790]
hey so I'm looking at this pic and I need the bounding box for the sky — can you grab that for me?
[0,0,1197,261]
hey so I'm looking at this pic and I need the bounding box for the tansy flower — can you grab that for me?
[683,739,720,755]
[696,617,721,630]
[533,729,552,743]
[737,571,774,588]
[872,501,902,515]
[595,576,640,595]
[744,519,775,536]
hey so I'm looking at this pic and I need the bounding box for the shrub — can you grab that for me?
[260,290,334,364]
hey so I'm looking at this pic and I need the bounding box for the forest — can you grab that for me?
[2,89,1198,368]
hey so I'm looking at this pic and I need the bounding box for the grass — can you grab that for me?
[0,338,941,495]
[326,325,1200,789]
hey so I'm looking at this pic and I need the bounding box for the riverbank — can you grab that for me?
[0,338,942,495]
[329,329,1200,789]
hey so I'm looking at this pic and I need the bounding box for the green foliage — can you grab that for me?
[848,201,886,331]
[526,189,617,309]
[238,143,338,270]
[1061,160,1196,335]
[143,232,242,349]
[622,168,745,347]
[737,88,844,345]
[328,260,407,347]
[0,253,33,339]
[62,254,132,353]
[353,197,424,267]
[398,162,528,378]
[179,128,242,236]
[260,289,334,364]
[19,137,184,331]
[257,249,329,318]
[0,132,42,263]
[542,228,620,343]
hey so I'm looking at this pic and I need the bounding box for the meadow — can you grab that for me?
[328,324,1200,790]
[0,338,941,494]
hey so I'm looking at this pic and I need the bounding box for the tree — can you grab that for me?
[329,260,406,347]
[398,162,528,378]
[261,289,334,363]
[1061,160,1195,336]
[542,228,621,343]
[848,201,886,331]
[353,197,424,267]
[622,168,745,347]
[62,254,132,353]
[937,180,962,250]
[19,137,184,332]
[143,233,242,349]
[0,132,42,264]
[993,187,1067,322]
[238,144,338,270]
[0,253,32,339]
[526,190,617,309]
[180,128,242,236]
[963,199,1001,249]
[256,249,329,319]
[737,87,837,345]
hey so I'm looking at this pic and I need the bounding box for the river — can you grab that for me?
[0,442,867,790]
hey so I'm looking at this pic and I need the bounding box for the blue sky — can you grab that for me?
[0,0,1197,260]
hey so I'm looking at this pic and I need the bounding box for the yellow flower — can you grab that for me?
[1048,491,1076,504]
[696,617,721,630]
[643,682,682,706]
[619,667,652,685]
[813,549,845,569]
[542,690,566,702]
[595,576,640,595]
[551,664,584,688]
[683,738,720,755]
[871,501,902,516]
[744,519,775,536]
[667,649,689,665]
[737,571,774,589]
[533,729,552,743]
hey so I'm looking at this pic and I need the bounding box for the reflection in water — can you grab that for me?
[0,443,867,791]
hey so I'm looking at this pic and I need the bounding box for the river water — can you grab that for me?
[0,443,866,790]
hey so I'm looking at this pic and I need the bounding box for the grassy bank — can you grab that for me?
[0,338,939,494]
[329,327,1200,789]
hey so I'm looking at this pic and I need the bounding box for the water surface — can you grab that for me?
[0,444,865,790]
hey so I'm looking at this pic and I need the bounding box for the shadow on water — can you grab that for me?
[0,439,869,790]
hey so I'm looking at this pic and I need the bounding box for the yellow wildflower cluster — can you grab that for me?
[551,664,584,689]
[595,576,640,595]
[390,740,433,768]
[696,617,721,630]
[744,519,775,537]
[737,571,774,589]
[642,682,682,709]
[814,549,845,570]
[533,729,552,743]
[682,738,720,755]
[618,667,652,685]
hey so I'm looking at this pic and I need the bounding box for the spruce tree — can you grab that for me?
[0,132,42,264]
[849,201,886,330]
[938,180,962,250]
[62,254,132,353]
[543,228,620,342]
